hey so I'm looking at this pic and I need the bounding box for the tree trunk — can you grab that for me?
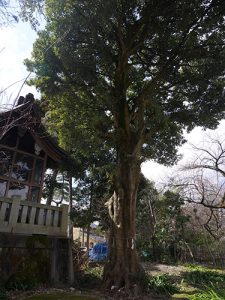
[151,236,157,261]
[69,176,73,213]
[86,223,90,253]
[104,157,144,290]
[82,228,85,247]
[103,71,146,291]
[68,176,75,285]
[86,178,93,253]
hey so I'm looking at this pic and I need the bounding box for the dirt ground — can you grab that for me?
[142,262,186,277]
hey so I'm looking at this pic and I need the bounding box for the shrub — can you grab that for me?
[75,265,103,289]
[147,274,179,295]
[5,272,37,291]
[72,242,89,272]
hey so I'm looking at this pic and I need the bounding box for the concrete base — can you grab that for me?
[0,233,74,284]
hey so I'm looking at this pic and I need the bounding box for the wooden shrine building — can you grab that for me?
[0,94,73,284]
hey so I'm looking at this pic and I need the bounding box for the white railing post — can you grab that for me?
[60,204,69,235]
[8,196,21,227]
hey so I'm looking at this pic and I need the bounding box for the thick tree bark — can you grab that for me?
[151,236,157,261]
[104,156,144,290]
[86,179,93,253]
[86,223,90,253]
[103,48,146,291]
[46,169,58,205]
[82,228,85,247]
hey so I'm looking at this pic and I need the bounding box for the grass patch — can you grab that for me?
[182,265,225,287]
[187,286,225,300]
[172,264,225,299]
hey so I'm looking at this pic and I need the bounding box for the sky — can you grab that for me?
[0,20,38,110]
[1,19,225,184]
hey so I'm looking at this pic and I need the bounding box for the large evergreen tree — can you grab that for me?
[25,0,225,290]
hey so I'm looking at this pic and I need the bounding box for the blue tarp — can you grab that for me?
[89,242,108,261]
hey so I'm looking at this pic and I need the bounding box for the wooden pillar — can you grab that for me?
[68,238,74,285]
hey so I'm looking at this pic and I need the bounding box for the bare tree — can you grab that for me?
[168,134,225,239]
[184,135,225,179]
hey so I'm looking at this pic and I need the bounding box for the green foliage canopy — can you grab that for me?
[25,0,225,167]
[71,166,111,229]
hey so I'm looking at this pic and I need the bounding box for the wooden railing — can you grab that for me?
[0,196,69,237]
